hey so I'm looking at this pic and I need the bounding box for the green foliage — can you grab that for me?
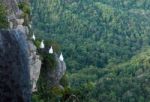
[33,39,41,49]
[18,2,30,15]
[32,95,44,102]
[51,86,64,97]
[18,2,31,25]
[31,0,150,71]
[31,0,150,101]
[60,74,69,87]
[41,52,56,70]
[0,3,8,28]
[68,48,150,102]
[34,39,60,53]
[32,38,66,101]
[44,40,61,53]
[34,39,60,70]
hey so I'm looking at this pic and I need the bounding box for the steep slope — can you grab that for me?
[0,30,31,102]
[31,0,150,71]
[69,47,150,102]
[0,0,68,102]
[30,0,150,101]
[0,0,32,101]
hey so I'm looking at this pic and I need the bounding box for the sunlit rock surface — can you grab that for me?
[28,41,41,92]
[16,23,42,92]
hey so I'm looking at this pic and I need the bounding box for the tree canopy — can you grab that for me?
[31,0,150,101]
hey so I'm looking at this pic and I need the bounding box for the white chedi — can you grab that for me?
[59,53,64,61]
[49,46,53,54]
[40,40,45,49]
[8,18,13,29]
[9,22,13,29]
[29,24,32,28]
[32,33,36,40]
[16,18,24,25]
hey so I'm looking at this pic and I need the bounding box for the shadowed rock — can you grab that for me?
[40,53,66,88]
[0,30,31,102]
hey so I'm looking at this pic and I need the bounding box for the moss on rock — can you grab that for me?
[0,3,8,28]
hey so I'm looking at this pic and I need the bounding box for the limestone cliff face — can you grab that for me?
[47,54,66,87]
[0,0,18,13]
[28,41,41,92]
[39,53,66,90]
[1,0,66,96]
[0,0,28,13]
[0,0,42,92]
[0,30,31,102]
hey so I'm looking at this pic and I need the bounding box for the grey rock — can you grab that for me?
[45,54,66,87]
[16,24,42,92]
[0,0,19,14]
[0,30,31,102]
[28,41,41,92]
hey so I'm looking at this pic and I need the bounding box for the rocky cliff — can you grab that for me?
[49,54,66,87]
[0,30,31,102]
[0,0,67,101]
[0,0,40,98]
[1,0,42,92]
[40,53,66,88]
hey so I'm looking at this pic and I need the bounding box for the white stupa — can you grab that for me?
[40,40,45,49]
[7,18,13,29]
[16,18,24,25]
[49,46,53,54]
[9,21,13,29]
[59,53,64,61]
[32,33,36,40]
[29,24,32,28]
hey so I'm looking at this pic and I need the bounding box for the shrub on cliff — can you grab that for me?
[18,2,31,25]
[0,3,8,28]
[18,2,30,15]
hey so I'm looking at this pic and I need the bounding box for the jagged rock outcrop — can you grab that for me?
[48,54,66,87]
[0,30,31,102]
[0,0,18,13]
[28,41,41,92]
[16,23,42,92]
[0,0,28,14]
[1,0,42,92]
[39,53,66,88]
[1,0,66,95]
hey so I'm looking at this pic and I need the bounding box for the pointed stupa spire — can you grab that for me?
[16,18,24,25]
[29,24,32,28]
[49,46,53,54]
[32,33,36,40]
[59,53,64,61]
[40,40,45,49]
[10,22,13,29]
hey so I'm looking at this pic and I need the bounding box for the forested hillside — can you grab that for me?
[31,0,150,71]
[31,0,150,101]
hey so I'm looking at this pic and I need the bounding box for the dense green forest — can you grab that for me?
[31,0,150,102]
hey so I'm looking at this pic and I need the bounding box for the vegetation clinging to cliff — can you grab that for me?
[18,2,31,25]
[18,2,30,15]
[0,3,8,28]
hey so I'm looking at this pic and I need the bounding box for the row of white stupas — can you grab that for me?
[7,10,64,61]
[32,34,64,61]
